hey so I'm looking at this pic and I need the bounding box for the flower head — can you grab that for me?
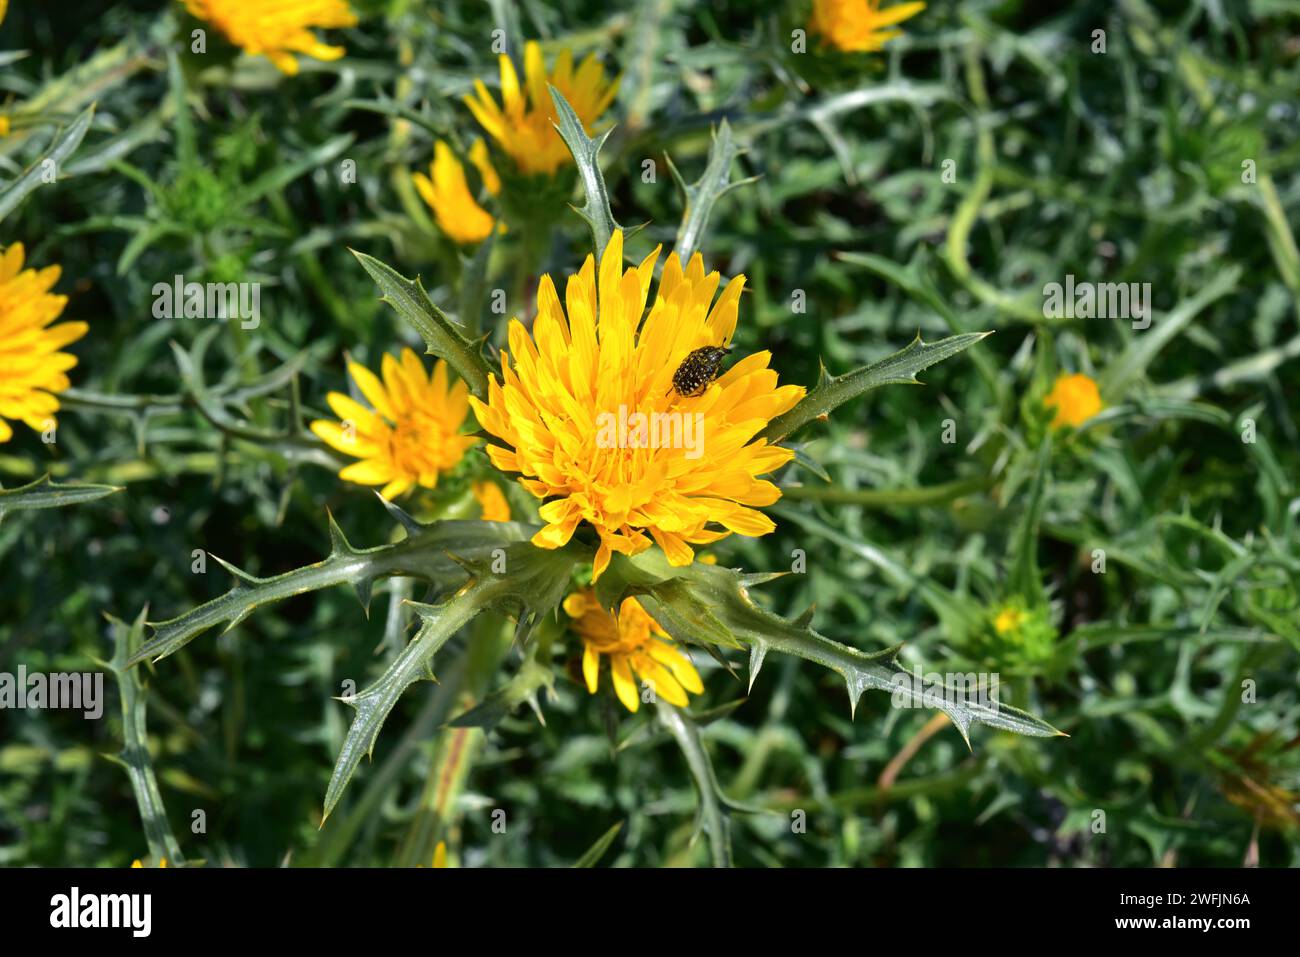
[469,231,805,580]
[464,40,619,177]
[1043,372,1103,429]
[993,605,1026,636]
[311,348,477,499]
[809,0,925,53]
[472,480,511,521]
[184,0,358,75]
[412,140,501,245]
[564,588,702,712]
[977,598,1058,668]
[0,244,86,444]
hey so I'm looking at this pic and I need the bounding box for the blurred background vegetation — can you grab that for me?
[2,0,1299,867]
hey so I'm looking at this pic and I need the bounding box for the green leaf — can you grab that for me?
[759,332,992,444]
[324,596,481,820]
[667,120,753,263]
[549,85,622,263]
[1007,439,1051,609]
[325,539,582,816]
[131,511,540,666]
[0,474,121,525]
[619,551,1063,745]
[1101,266,1241,397]
[104,608,185,866]
[0,104,95,224]
[241,133,354,208]
[655,701,733,867]
[350,249,492,400]
[572,821,624,867]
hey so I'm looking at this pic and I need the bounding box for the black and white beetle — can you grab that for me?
[670,346,732,398]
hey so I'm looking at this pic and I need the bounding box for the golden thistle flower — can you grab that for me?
[310,348,477,500]
[464,40,619,177]
[469,231,805,580]
[1043,372,1103,429]
[183,0,358,75]
[563,588,703,713]
[472,480,511,521]
[412,140,501,245]
[993,605,1026,636]
[809,0,926,53]
[0,244,86,444]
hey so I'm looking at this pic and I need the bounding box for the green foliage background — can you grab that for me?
[2,0,1299,867]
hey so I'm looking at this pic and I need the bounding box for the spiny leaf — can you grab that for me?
[0,103,94,224]
[350,249,491,400]
[324,540,583,816]
[667,119,754,263]
[324,597,481,820]
[549,85,622,263]
[131,516,539,666]
[655,701,733,867]
[617,552,1063,743]
[0,474,121,525]
[105,608,185,866]
[759,331,992,444]
[447,649,554,731]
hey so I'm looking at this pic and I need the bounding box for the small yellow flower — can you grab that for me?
[130,857,169,867]
[469,231,805,580]
[993,606,1025,636]
[464,40,619,177]
[472,480,511,522]
[412,140,501,245]
[564,588,703,713]
[183,0,358,75]
[0,117,9,138]
[1043,372,1103,429]
[0,245,86,444]
[432,841,448,868]
[311,348,477,499]
[809,0,926,53]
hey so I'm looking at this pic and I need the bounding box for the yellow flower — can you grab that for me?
[1043,372,1103,429]
[432,841,448,868]
[993,606,1025,636]
[311,348,477,499]
[564,588,703,713]
[469,231,805,580]
[0,117,9,138]
[472,480,511,521]
[0,245,86,444]
[809,0,926,53]
[183,0,358,75]
[464,40,619,177]
[412,140,501,245]
[130,857,169,867]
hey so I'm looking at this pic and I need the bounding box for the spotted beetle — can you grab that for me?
[670,346,732,398]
